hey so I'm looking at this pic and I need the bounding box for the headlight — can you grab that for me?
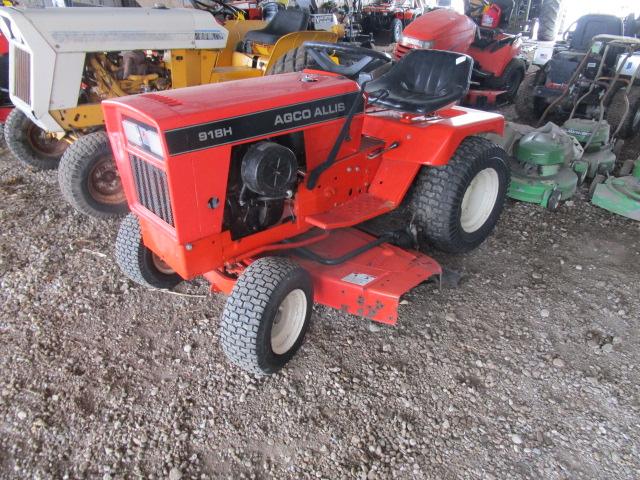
[399,36,434,49]
[122,119,163,158]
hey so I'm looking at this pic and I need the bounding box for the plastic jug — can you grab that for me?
[481,4,502,29]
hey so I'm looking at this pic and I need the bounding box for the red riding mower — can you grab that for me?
[395,3,528,107]
[105,44,509,374]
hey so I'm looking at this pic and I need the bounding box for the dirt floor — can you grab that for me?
[1,101,640,478]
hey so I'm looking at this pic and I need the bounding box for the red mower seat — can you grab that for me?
[364,49,473,115]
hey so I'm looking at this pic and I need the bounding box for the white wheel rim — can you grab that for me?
[271,289,307,355]
[460,168,500,233]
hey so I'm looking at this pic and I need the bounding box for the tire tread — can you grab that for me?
[410,136,509,253]
[58,130,127,218]
[220,258,305,374]
[4,109,63,170]
[115,213,181,289]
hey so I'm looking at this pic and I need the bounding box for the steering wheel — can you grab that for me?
[191,0,244,19]
[303,42,391,80]
[562,20,577,42]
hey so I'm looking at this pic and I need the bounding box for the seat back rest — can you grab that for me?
[243,9,310,46]
[260,9,310,36]
[400,49,473,97]
[365,49,473,114]
[570,14,623,51]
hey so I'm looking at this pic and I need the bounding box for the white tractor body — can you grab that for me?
[0,7,228,132]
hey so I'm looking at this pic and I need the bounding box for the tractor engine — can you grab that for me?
[223,135,304,239]
[82,51,171,103]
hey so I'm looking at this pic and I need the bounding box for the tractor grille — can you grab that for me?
[129,154,174,226]
[13,47,31,105]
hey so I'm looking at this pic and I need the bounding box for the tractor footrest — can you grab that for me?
[291,229,442,325]
[305,194,395,230]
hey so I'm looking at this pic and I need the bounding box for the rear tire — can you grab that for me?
[537,0,562,41]
[486,58,526,102]
[515,72,545,124]
[361,16,373,35]
[619,159,635,176]
[58,131,128,218]
[605,85,640,140]
[391,18,403,44]
[409,136,510,253]
[115,213,182,289]
[220,257,313,375]
[266,46,316,75]
[4,109,68,170]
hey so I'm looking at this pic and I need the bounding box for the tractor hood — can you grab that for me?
[398,8,476,53]
[0,7,227,53]
[102,72,362,157]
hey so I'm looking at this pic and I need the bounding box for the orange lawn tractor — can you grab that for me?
[104,44,510,374]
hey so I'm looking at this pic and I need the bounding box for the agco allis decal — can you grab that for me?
[163,92,361,155]
[273,102,346,126]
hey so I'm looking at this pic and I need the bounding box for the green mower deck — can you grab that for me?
[591,161,640,220]
[506,124,581,210]
[509,161,577,209]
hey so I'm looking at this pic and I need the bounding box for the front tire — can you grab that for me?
[409,136,510,253]
[115,213,182,289]
[486,58,526,102]
[4,109,68,170]
[220,257,313,375]
[58,131,128,218]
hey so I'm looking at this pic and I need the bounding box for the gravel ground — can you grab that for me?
[1,110,640,479]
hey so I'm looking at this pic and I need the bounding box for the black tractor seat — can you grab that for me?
[569,14,623,52]
[244,9,310,45]
[364,49,473,115]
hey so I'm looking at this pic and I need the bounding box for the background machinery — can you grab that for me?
[591,155,640,220]
[515,14,635,123]
[487,122,586,210]
[394,6,528,106]
[359,0,429,43]
[0,6,336,217]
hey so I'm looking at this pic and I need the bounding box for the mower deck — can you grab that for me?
[508,161,577,208]
[292,228,441,325]
[592,176,640,221]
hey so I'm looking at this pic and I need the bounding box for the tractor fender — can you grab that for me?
[362,107,505,168]
[468,35,523,77]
